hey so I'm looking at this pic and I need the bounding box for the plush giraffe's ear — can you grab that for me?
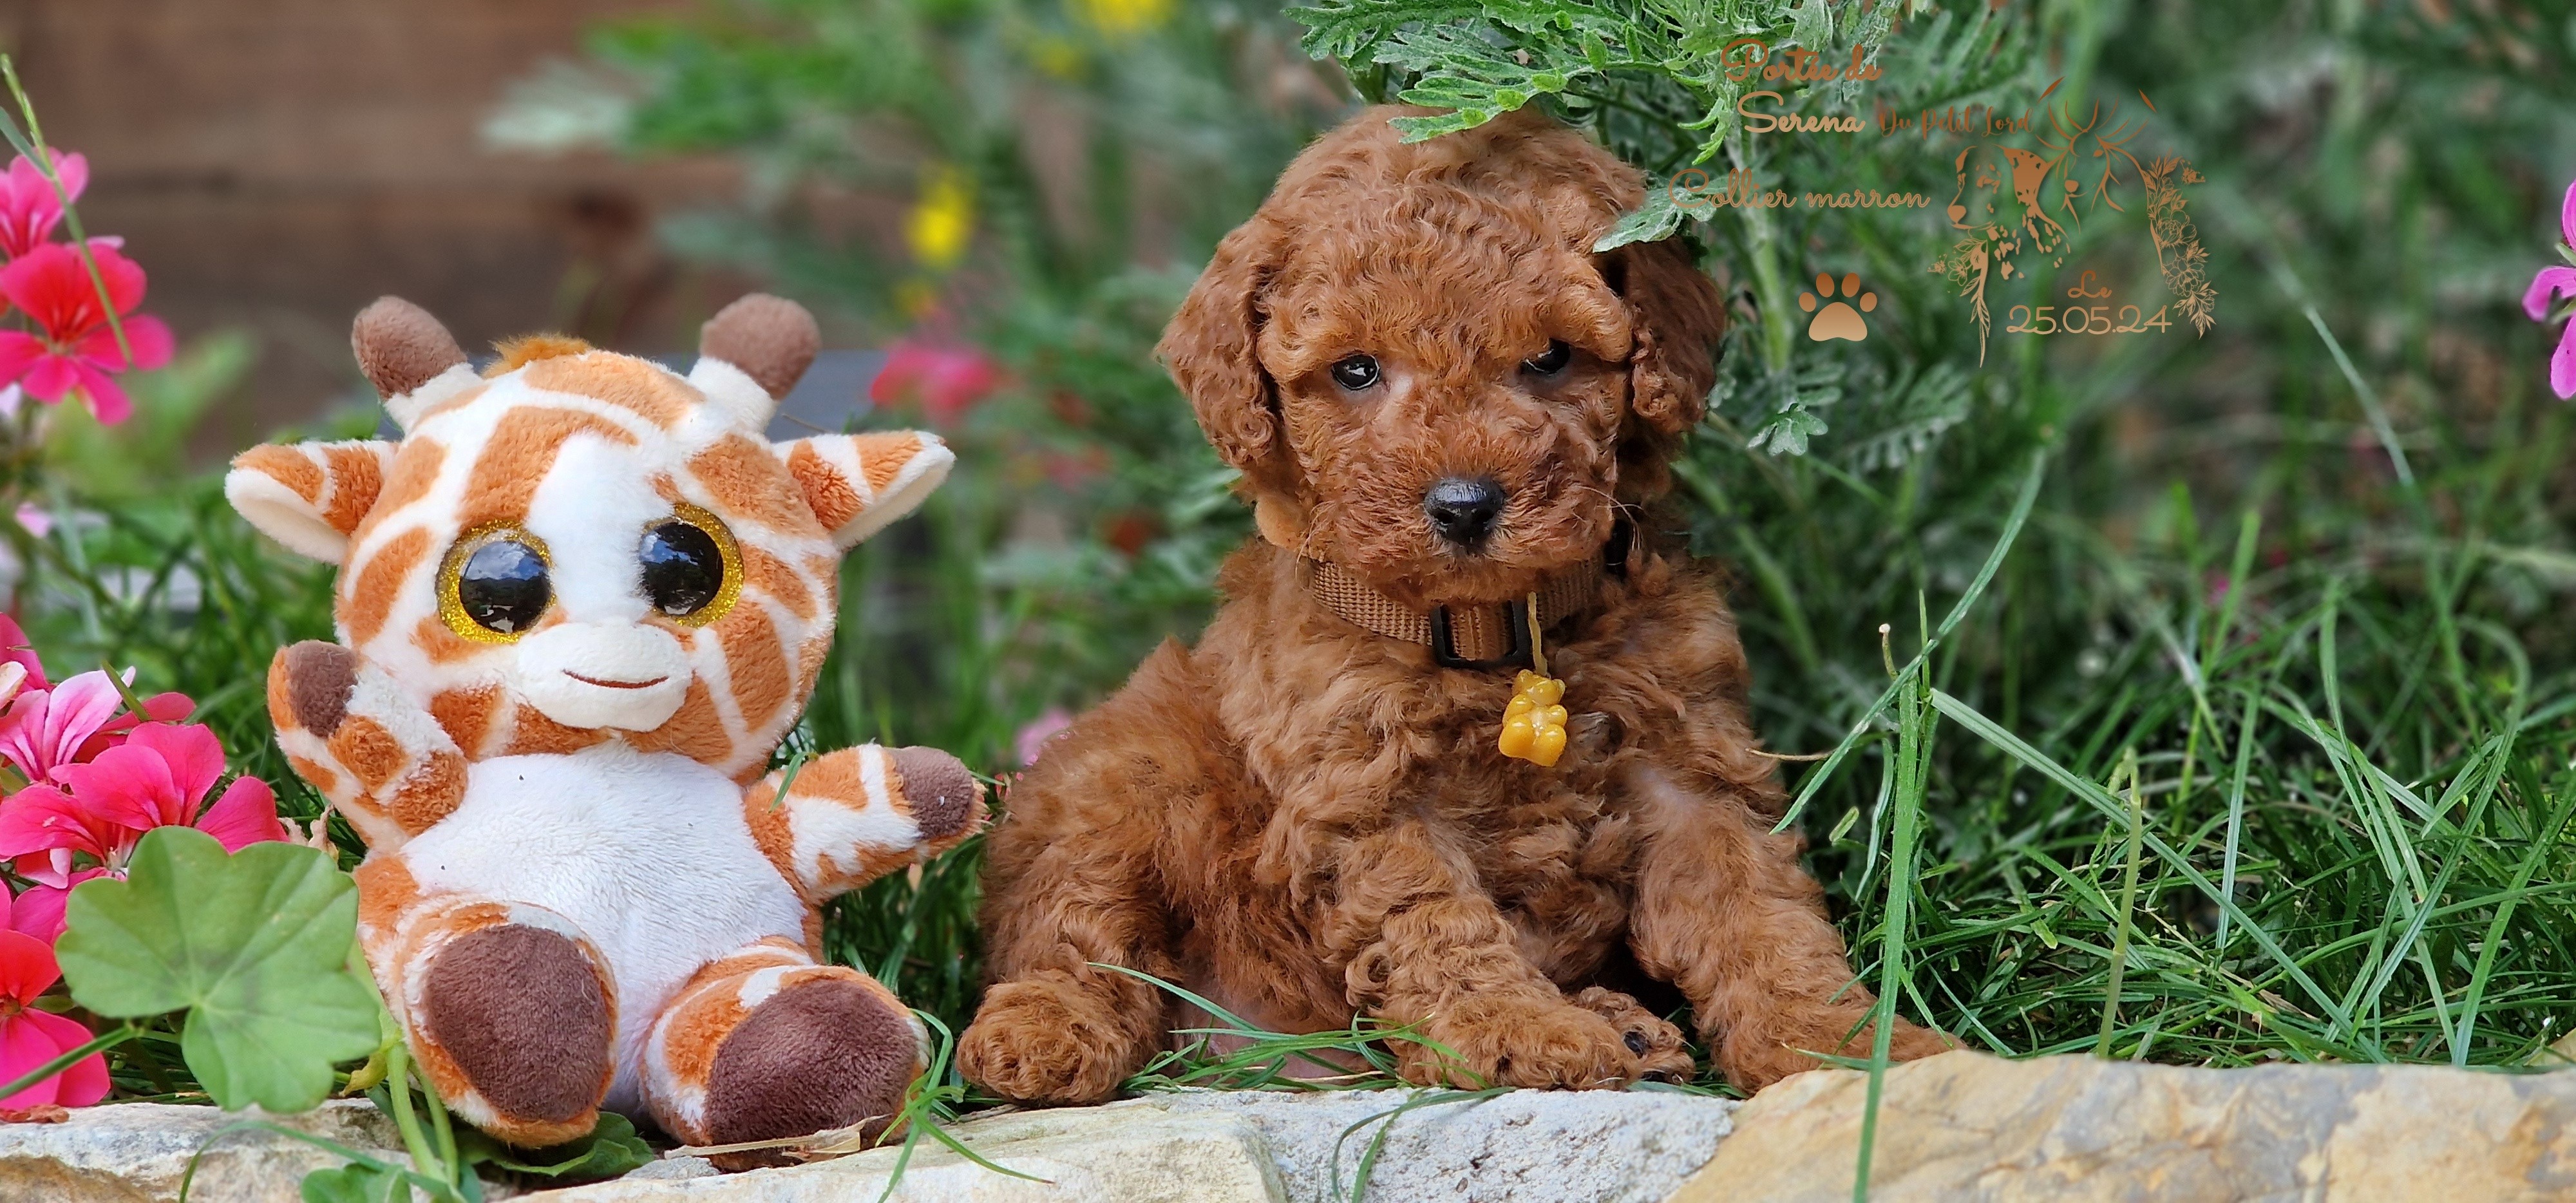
[225,440,398,564]
[777,431,954,549]
[692,294,820,433]
[352,297,476,433]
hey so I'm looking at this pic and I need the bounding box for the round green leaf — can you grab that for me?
[58,827,383,1112]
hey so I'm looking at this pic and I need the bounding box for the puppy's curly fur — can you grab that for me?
[960,106,1949,1102]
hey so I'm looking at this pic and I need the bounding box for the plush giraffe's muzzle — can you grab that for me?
[513,622,691,732]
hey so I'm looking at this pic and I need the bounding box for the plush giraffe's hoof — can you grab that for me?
[420,924,613,1130]
[888,746,980,840]
[705,974,924,1162]
[279,641,359,736]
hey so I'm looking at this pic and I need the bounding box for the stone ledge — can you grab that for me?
[1151,1088,1736,1203]
[1672,1050,2576,1202]
[0,1099,405,1203]
[524,1104,1285,1202]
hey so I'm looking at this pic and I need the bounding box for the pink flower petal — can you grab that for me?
[193,777,283,851]
[27,673,130,783]
[14,1009,108,1106]
[62,361,131,427]
[0,332,44,391]
[0,244,146,344]
[74,313,173,374]
[47,153,86,209]
[16,356,79,405]
[0,618,43,696]
[2524,267,2576,322]
[0,929,58,1007]
[0,1017,68,1106]
[0,1009,106,1108]
[0,786,117,861]
[2554,326,2576,401]
[126,724,225,810]
[59,740,183,833]
[5,883,71,944]
[2561,179,2575,247]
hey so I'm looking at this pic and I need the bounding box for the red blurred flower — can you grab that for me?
[0,150,84,260]
[872,339,999,426]
[0,897,106,1109]
[0,242,174,424]
[2525,180,2576,400]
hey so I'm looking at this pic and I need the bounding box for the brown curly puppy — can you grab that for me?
[960,105,1951,1103]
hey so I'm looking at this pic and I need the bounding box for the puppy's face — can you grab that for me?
[1254,222,1636,603]
[1161,109,1729,609]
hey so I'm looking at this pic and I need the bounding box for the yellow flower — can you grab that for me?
[905,166,973,270]
[1028,35,1087,81]
[1074,0,1171,37]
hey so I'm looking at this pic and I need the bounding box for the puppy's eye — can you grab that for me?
[1522,339,1571,376]
[1330,354,1381,392]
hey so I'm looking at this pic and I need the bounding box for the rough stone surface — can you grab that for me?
[523,1104,1286,1202]
[0,1099,406,1203]
[1155,1088,1736,1203]
[1672,1049,2576,1202]
[618,1155,719,1181]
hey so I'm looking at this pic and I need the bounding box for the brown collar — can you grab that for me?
[1304,520,1633,670]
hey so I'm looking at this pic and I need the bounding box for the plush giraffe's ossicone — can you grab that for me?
[225,294,983,1153]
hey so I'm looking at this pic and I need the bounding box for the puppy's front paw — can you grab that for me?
[1398,990,1641,1090]
[1568,986,1695,1083]
[959,980,1139,1105]
[1720,1008,1955,1091]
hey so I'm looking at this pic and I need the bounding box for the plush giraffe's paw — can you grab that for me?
[887,746,985,842]
[702,973,926,1166]
[274,641,359,737]
[418,924,614,1145]
[1568,986,1696,1083]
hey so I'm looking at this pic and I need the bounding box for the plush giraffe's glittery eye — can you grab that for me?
[438,526,552,643]
[639,503,741,627]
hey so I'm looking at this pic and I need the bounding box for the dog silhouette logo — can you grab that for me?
[1799,272,1877,341]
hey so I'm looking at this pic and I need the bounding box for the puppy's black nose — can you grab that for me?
[1423,477,1506,547]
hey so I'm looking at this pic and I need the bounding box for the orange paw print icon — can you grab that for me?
[1799,272,1877,342]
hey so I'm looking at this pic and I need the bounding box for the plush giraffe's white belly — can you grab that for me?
[399,744,805,1113]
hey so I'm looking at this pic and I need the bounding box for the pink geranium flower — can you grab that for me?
[0,149,84,260]
[0,891,107,1109]
[0,242,174,424]
[2523,179,2576,400]
[0,723,281,942]
[872,339,1000,426]
[0,617,46,699]
[1013,707,1072,768]
[0,669,191,789]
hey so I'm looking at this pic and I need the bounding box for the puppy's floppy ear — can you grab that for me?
[1609,237,1728,435]
[1158,220,1291,491]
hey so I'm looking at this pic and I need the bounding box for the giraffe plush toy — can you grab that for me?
[223,294,986,1154]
